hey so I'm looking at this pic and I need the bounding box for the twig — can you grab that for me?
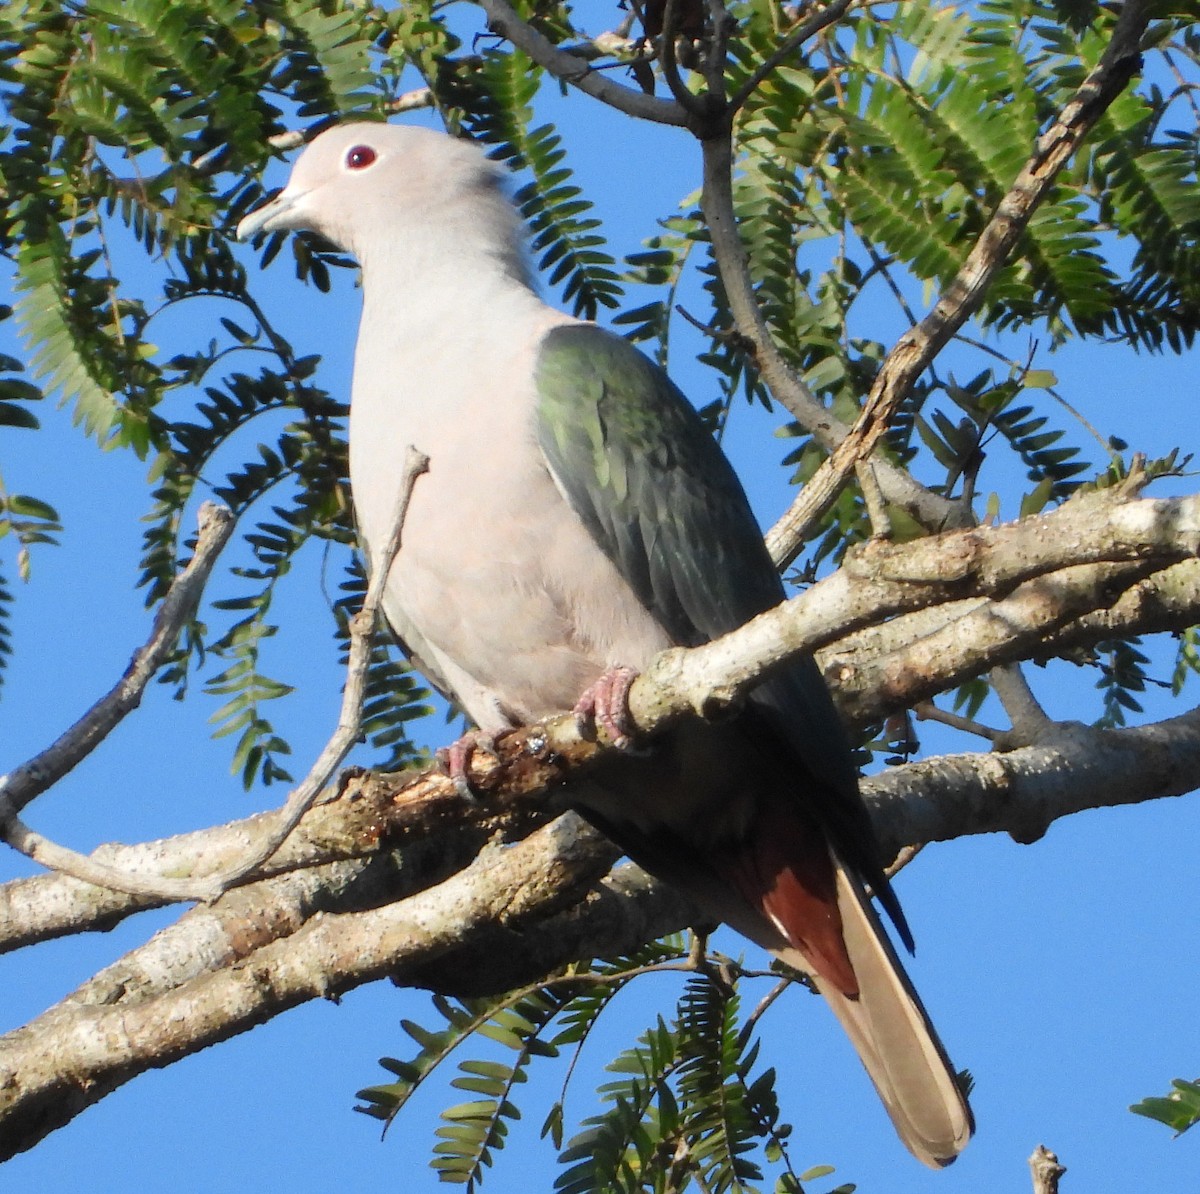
[673,303,755,354]
[206,444,431,893]
[737,976,790,1045]
[386,86,437,114]
[0,502,236,899]
[769,1,1149,554]
[475,0,691,128]
[0,501,234,818]
[729,0,857,113]
[914,701,1001,743]
[856,459,891,538]
[884,842,923,878]
[1030,1145,1066,1194]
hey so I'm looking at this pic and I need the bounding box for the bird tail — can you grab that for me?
[772,857,973,1168]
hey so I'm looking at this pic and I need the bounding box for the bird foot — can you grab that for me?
[574,665,640,749]
[437,730,499,802]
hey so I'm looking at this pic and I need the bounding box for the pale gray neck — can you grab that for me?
[356,204,538,340]
[357,253,546,387]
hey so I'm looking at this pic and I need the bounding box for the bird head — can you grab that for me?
[236,122,522,272]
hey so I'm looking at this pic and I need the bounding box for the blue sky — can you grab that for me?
[2,10,1199,1191]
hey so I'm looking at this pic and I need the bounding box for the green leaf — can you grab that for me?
[1131,1079,1200,1135]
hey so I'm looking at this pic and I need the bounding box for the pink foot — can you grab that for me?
[574,665,640,749]
[437,729,498,801]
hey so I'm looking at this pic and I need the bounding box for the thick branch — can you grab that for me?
[0,819,687,1161]
[3,686,1197,1159]
[4,488,1199,953]
[632,491,1200,730]
[828,560,1157,725]
[867,706,1200,851]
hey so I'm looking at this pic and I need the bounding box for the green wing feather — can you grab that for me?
[535,323,782,646]
[534,325,910,944]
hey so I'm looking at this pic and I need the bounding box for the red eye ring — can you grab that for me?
[346,145,377,170]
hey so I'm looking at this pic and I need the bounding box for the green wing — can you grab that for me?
[533,324,909,944]
[535,324,782,646]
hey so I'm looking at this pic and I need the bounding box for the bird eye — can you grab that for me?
[346,145,377,170]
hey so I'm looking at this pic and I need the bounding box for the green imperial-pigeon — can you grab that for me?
[238,122,972,1167]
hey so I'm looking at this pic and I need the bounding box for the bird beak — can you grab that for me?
[236,187,310,241]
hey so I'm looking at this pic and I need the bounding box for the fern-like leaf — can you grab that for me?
[464,49,622,321]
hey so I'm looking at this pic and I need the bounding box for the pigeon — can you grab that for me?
[237,122,972,1166]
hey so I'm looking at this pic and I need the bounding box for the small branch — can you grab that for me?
[856,459,892,538]
[1030,1145,1066,1194]
[658,0,708,117]
[729,0,856,113]
[770,1,1149,551]
[883,842,923,878]
[914,701,1001,743]
[700,0,730,98]
[205,444,430,893]
[474,0,692,128]
[1,452,429,906]
[990,664,1054,745]
[386,86,436,114]
[738,976,790,1045]
[0,501,234,820]
[0,823,220,905]
[699,117,960,556]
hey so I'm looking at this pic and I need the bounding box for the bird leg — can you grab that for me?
[437,730,499,802]
[573,665,639,749]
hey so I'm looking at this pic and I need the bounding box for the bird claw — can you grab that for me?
[437,730,498,802]
[574,665,639,749]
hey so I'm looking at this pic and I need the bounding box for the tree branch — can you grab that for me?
[1030,1145,1067,1194]
[0,819,688,1161]
[205,444,429,894]
[769,1,1150,555]
[3,681,1197,1158]
[0,502,234,818]
[633,491,1200,730]
[474,0,692,127]
[3,484,1200,1154]
[3,486,1198,952]
[867,706,1200,851]
[698,92,965,550]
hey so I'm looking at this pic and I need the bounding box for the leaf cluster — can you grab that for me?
[358,942,850,1194]
[0,2,434,779]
